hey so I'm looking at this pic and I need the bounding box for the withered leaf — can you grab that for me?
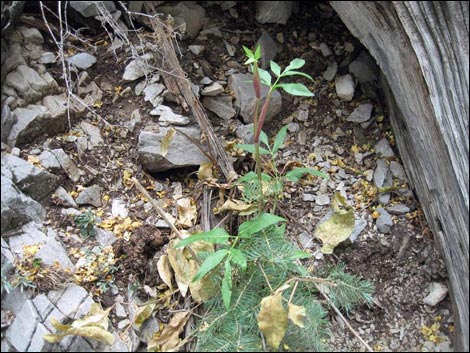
[147,311,190,352]
[157,254,173,289]
[257,292,288,349]
[197,161,213,180]
[288,303,307,328]
[176,197,197,228]
[133,302,157,330]
[161,127,176,157]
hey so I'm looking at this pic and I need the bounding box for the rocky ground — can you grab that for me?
[1,1,454,352]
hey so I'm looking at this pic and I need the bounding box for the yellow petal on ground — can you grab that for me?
[257,292,288,349]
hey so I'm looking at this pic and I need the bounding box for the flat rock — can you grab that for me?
[349,50,378,83]
[376,207,393,233]
[374,138,395,158]
[75,184,102,207]
[138,126,210,172]
[1,154,59,202]
[423,282,448,306]
[316,194,330,206]
[303,193,315,202]
[53,187,78,207]
[50,148,83,182]
[39,52,57,64]
[350,218,368,242]
[122,53,155,82]
[70,1,116,17]
[235,123,255,144]
[53,285,89,317]
[335,74,355,101]
[201,82,224,96]
[319,42,333,57]
[228,73,282,123]
[386,204,411,215]
[255,31,279,69]
[5,300,40,352]
[79,121,104,149]
[143,83,166,107]
[157,2,206,39]
[1,104,16,144]
[323,61,338,81]
[346,103,373,123]
[7,104,48,146]
[35,228,74,270]
[373,159,391,188]
[390,160,406,181]
[298,232,314,249]
[150,105,190,126]
[42,94,68,118]
[67,53,97,70]
[95,227,117,247]
[188,45,205,55]
[256,1,294,24]
[202,96,236,120]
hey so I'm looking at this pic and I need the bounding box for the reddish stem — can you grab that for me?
[254,93,271,143]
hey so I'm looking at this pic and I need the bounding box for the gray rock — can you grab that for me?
[316,194,330,206]
[349,51,378,83]
[202,96,237,120]
[35,228,74,270]
[32,294,54,321]
[143,83,166,107]
[350,218,368,242]
[201,82,224,96]
[374,138,394,158]
[303,193,315,202]
[376,207,393,233]
[139,316,160,343]
[296,105,309,121]
[435,340,453,352]
[386,204,411,215]
[423,282,448,306]
[157,2,206,39]
[200,77,213,85]
[70,1,116,17]
[38,150,61,169]
[319,42,333,57]
[79,121,104,149]
[5,301,40,351]
[256,1,294,24]
[188,45,205,55]
[28,322,52,352]
[346,103,373,123]
[373,159,391,188]
[255,31,279,69]
[1,154,59,202]
[67,53,97,70]
[1,103,17,144]
[7,105,48,147]
[390,161,406,181]
[111,199,128,218]
[198,26,223,39]
[42,94,68,118]
[50,149,83,182]
[322,61,338,81]
[228,73,282,123]
[235,124,255,144]
[75,184,102,207]
[122,54,155,82]
[298,232,314,249]
[118,319,130,330]
[38,52,57,64]
[95,227,117,247]
[150,105,190,126]
[138,126,210,172]
[287,122,300,133]
[1,286,33,315]
[335,74,355,101]
[53,285,89,317]
[115,302,127,319]
[18,26,44,44]
[124,109,142,132]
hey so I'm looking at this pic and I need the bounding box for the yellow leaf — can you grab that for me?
[257,292,288,349]
[197,161,213,180]
[314,192,355,254]
[176,198,197,228]
[161,127,176,157]
[133,302,157,330]
[93,101,103,108]
[167,240,191,297]
[147,311,190,352]
[157,254,173,289]
[288,303,307,328]
[216,199,257,216]
[44,326,114,345]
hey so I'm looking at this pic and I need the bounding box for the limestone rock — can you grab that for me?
[201,82,224,96]
[1,103,16,144]
[256,1,294,25]
[75,184,102,207]
[323,61,338,81]
[347,103,373,123]
[349,50,379,83]
[235,123,255,144]
[157,2,206,39]
[138,126,209,172]
[150,105,190,126]
[376,207,393,233]
[374,138,395,158]
[188,45,205,55]
[335,74,355,101]
[255,31,279,69]
[70,1,116,17]
[143,83,166,107]
[122,54,155,82]
[202,96,236,120]
[423,282,448,306]
[67,53,97,70]
[79,121,104,149]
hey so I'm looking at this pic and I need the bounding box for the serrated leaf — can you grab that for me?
[197,161,213,180]
[284,58,305,72]
[288,303,307,328]
[258,68,272,86]
[147,311,190,352]
[133,302,156,330]
[175,228,230,247]
[161,127,175,157]
[276,83,314,97]
[270,60,281,77]
[314,192,355,254]
[222,260,232,310]
[259,130,269,148]
[157,254,173,289]
[273,125,288,155]
[236,144,270,155]
[257,292,288,349]
[280,70,313,81]
[238,213,286,238]
[285,167,329,182]
[230,248,247,271]
[193,249,229,282]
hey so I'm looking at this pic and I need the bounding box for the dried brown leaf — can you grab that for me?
[133,302,157,330]
[161,127,176,157]
[288,303,307,328]
[197,161,213,180]
[147,311,191,352]
[157,254,173,289]
[257,292,288,349]
[176,197,197,228]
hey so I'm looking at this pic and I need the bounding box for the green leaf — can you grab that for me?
[270,61,281,77]
[280,70,313,81]
[276,83,314,97]
[175,228,230,248]
[236,144,270,155]
[254,44,261,60]
[239,213,286,238]
[258,68,272,86]
[243,45,254,58]
[290,250,312,260]
[229,248,247,271]
[193,249,229,282]
[272,126,288,155]
[285,167,329,182]
[284,58,305,72]
[259,130,269,148]
[236,171,272,184]
[221,260,232,310]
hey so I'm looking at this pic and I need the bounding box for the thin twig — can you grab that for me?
[314,282,374,352]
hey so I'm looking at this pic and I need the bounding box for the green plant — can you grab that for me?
[1,263,14,294]
[74,210,97,239]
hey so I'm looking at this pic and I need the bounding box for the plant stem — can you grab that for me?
[253,98,263,213]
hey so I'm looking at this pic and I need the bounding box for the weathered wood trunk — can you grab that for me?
[330,2,469,351]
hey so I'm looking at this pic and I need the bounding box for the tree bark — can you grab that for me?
[330,2,469,351]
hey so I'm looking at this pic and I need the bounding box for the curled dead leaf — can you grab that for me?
[147,311,191,352]
[176,197,197,228]
[161,127,176,157]
[157,254,173,289]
